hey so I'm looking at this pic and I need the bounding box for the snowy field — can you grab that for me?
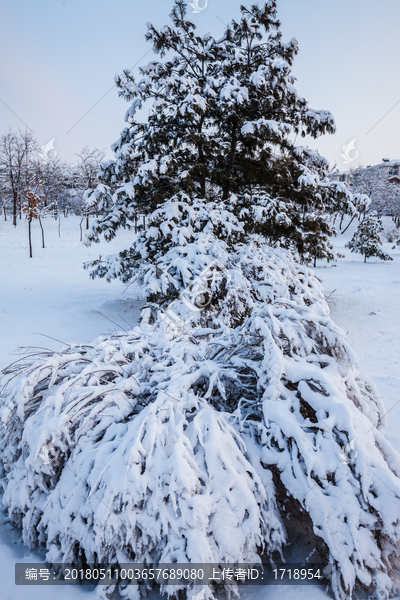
[0,215,399,600]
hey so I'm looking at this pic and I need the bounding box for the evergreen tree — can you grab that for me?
[346,210,393,262]
[86,0,354,272]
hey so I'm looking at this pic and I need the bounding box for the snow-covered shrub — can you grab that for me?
[2,224,400,600]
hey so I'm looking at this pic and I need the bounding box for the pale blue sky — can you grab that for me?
[1,0,399,170]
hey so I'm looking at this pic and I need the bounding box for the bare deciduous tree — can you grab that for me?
[0,129,37,226]
[74,146,105,229]
[351,166,400,226]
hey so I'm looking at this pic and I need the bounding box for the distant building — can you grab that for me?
[387,161,400,184]
[332,170,352,185]
[332,159,400,186]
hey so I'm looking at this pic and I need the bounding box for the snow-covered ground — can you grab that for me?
[319,219,400,455]
[0,215,399,600]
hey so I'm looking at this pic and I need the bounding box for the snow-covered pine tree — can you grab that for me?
[346,210,393,263]
[1,4,400,600]
[85,0,353,269]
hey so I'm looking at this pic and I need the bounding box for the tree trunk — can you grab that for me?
[197,147,206,198]
[28,219,33,258]
[222,123,237,200]
[13,192,17,227]
[58,217,61,238]
[86,215,89,230]
[38,216,45,248]
[197,116,206,197]
[79,218,83,242]
[364,254,367,263]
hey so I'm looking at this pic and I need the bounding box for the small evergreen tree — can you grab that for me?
[346,210,393,262]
